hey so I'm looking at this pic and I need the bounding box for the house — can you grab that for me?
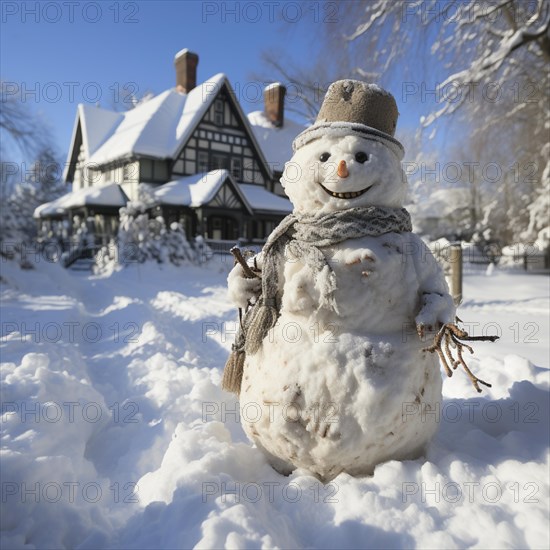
[34,49,302,254]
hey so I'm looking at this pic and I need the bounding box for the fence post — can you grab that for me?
[449,242,463,305]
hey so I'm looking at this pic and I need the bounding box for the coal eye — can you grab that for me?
[319,153,331,162]
[355,152,369,163]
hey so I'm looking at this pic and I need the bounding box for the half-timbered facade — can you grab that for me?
[35,49,301,252]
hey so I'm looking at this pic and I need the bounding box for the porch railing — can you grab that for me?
[205,238,265,255]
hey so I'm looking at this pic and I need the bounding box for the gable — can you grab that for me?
[203,173,252,214]
[64,104,123,182]
[153,170,253,214]
[65,119,83,183]
[80,76,227,169]
[207,180,242,209]
[202,86,241,127]
[171,81,272,185]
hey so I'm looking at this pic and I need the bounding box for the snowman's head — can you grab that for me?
[281,133,407,214]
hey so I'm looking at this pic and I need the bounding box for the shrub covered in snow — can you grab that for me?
[93,238,120,275]
[164,222,197,265]
[1,148,65,268]
[95,184,207,272]
[1,181,63,268]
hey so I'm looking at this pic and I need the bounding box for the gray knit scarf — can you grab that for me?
[235,205,412,357]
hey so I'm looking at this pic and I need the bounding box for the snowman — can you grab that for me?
[224,80,456,481]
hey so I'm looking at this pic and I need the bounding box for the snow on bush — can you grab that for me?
[1,149,65,268]
[117,205,168,265]
[163,222,197,265]
[95,185,208,273]
[114,211,203,268]
[1,181,61,269]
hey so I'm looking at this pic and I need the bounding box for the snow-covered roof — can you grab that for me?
[63,104,124,182]
[78,104,123,158]
[247,110,305,170]
[409,188,470,219]
[153,170,241,208]
[65,74,232,170]
[34,183,128,218]
[239,184,292,214]
[87,74,228,166]
[153,170,291,215]
[87,90,185,165]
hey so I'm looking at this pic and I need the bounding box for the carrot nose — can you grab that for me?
[337,160,349,178]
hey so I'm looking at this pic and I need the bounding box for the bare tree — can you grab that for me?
[259,0,550,243]
[0,83,64,263]
[0,81,50,157]
[252,50,355,122]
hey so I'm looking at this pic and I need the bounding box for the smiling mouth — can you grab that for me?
[318,182,373,199]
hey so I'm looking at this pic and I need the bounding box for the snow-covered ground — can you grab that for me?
[1,257,548,549]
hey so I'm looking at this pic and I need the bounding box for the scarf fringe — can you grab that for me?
[221,349,245,394]
[244,303,278,355]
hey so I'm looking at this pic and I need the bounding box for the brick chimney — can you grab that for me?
[174,49,199,94]
[264,83,286,127]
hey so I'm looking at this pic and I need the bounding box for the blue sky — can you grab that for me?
[1,1,429,164]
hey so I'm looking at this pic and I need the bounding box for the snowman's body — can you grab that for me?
[239,232,448,480]
[227,83,454,481]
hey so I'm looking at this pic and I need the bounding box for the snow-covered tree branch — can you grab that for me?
[261,0,549,245]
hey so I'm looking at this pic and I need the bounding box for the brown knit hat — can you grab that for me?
[293,80,404,158]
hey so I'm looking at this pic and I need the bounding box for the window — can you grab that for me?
[214,99,224,126]
[198,151,209,173]
[211,154,229,170]
[141,159,153,179]
[154,161,168,181]
[231,158,242,180]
